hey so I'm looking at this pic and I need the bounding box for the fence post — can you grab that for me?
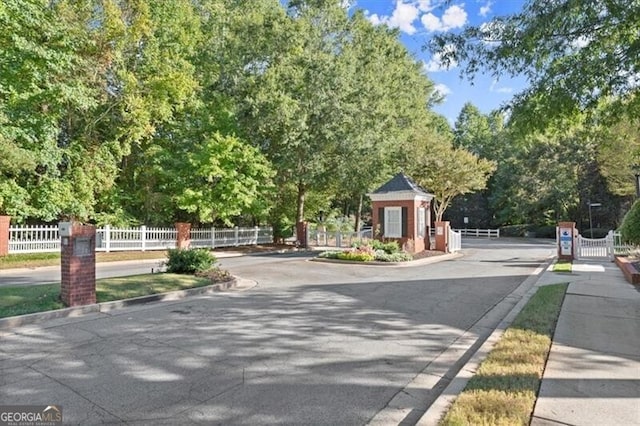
[211,227,216,249]
[607,230,614,260]
[335,231,342,247]
[254,226,259,245]
[234,226,239,246]
[140,225,147,252]
[497,228,500,238]
[0,215,10,256]
[104,225,111,252]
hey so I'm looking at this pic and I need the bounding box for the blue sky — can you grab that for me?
[353,0,527,124]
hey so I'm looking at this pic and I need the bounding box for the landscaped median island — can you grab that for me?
[318,240,443,263]
[552,260,572,273]
[0,248,232,319]
[440,283,568,426]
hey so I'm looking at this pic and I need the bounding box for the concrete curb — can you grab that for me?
[414,256,556,425]
[310,252,462,267]
[0,277,243,330]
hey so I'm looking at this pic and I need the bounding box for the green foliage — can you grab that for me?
[429,0,640,126]
[165,249,216,274]
[620,201,640,245]
[370,240,400,254]
[408,138,496,222]
[318,251,341,259]
[374,251,413,262]
[337,250,375,262]
[499,225,531,238]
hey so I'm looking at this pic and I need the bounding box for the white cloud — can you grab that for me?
[366,1,420,35]
[420,4,468,32]
[569,35,591,50]
[388,1,420,34]
[442,5,467,28]
[423,48,458,72]
[416,0,435,12]
[434,83,452,98]
[421,13,441,32]
[368,13,384,26]
[479,1,492,17]
[490,79,513,93]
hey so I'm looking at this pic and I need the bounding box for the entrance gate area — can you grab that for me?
[573,230,632,260]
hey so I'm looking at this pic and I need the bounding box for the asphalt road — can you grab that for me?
[0,239,555,425]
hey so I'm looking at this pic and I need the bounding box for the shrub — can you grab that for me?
[318,251,341,259]
[530,225,557,239]
[166,248,216,274]
[374,251,413,262]
[499,224,531,237]
[370,240,400,254]
[337,251,375,262]
[620,200,640,245]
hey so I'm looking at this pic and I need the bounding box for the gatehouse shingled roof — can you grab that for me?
[371,172,432,196]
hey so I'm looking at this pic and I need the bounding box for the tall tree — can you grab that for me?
[406,124,496,222]
[429,0,640,128]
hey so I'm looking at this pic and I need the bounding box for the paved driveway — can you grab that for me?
[0,239,554,424]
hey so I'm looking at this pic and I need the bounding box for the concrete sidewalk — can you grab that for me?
[532,260,640,426]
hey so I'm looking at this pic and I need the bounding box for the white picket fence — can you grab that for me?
[8,225,273,254]
[449,228,462,252]
[574,230,634,260]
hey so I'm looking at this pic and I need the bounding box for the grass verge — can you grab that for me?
[552,261,572,273]
[441,283,568,426]
[0,273,211,318]
[0,251,169,270]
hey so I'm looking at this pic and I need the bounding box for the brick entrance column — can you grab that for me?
[434,221,450,253]
[60,222,96,307]
[557,221,576,261]
[175,222,191,249]
[0,215,10,257]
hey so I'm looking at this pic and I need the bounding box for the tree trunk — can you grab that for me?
[296,181,305,224]
[355,194,363,233]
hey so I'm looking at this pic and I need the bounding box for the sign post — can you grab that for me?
[557,221,576,261]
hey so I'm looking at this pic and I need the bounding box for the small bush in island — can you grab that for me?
[166,248,216,274]
[320,241,413,262]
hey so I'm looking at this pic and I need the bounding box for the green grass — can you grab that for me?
[0,284,64,318]
[0,273,211,318]
[441,283,568,426]
[552,261,572,273]
[95,274,210,302]
[0,251,169,270]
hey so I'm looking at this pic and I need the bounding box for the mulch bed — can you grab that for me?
[412,250,446,260]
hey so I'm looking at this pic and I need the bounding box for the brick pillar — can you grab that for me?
[0,215,10,257]
[175,222,191,249]
[296,221,308,248]
[557,221,576,261]
[434,221,450,253]
[60,223,96,307]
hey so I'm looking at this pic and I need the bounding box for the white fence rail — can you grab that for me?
[8,225,273,254]
[449,228,462,252]
[611,230,634,255]
[453,228,500,238]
